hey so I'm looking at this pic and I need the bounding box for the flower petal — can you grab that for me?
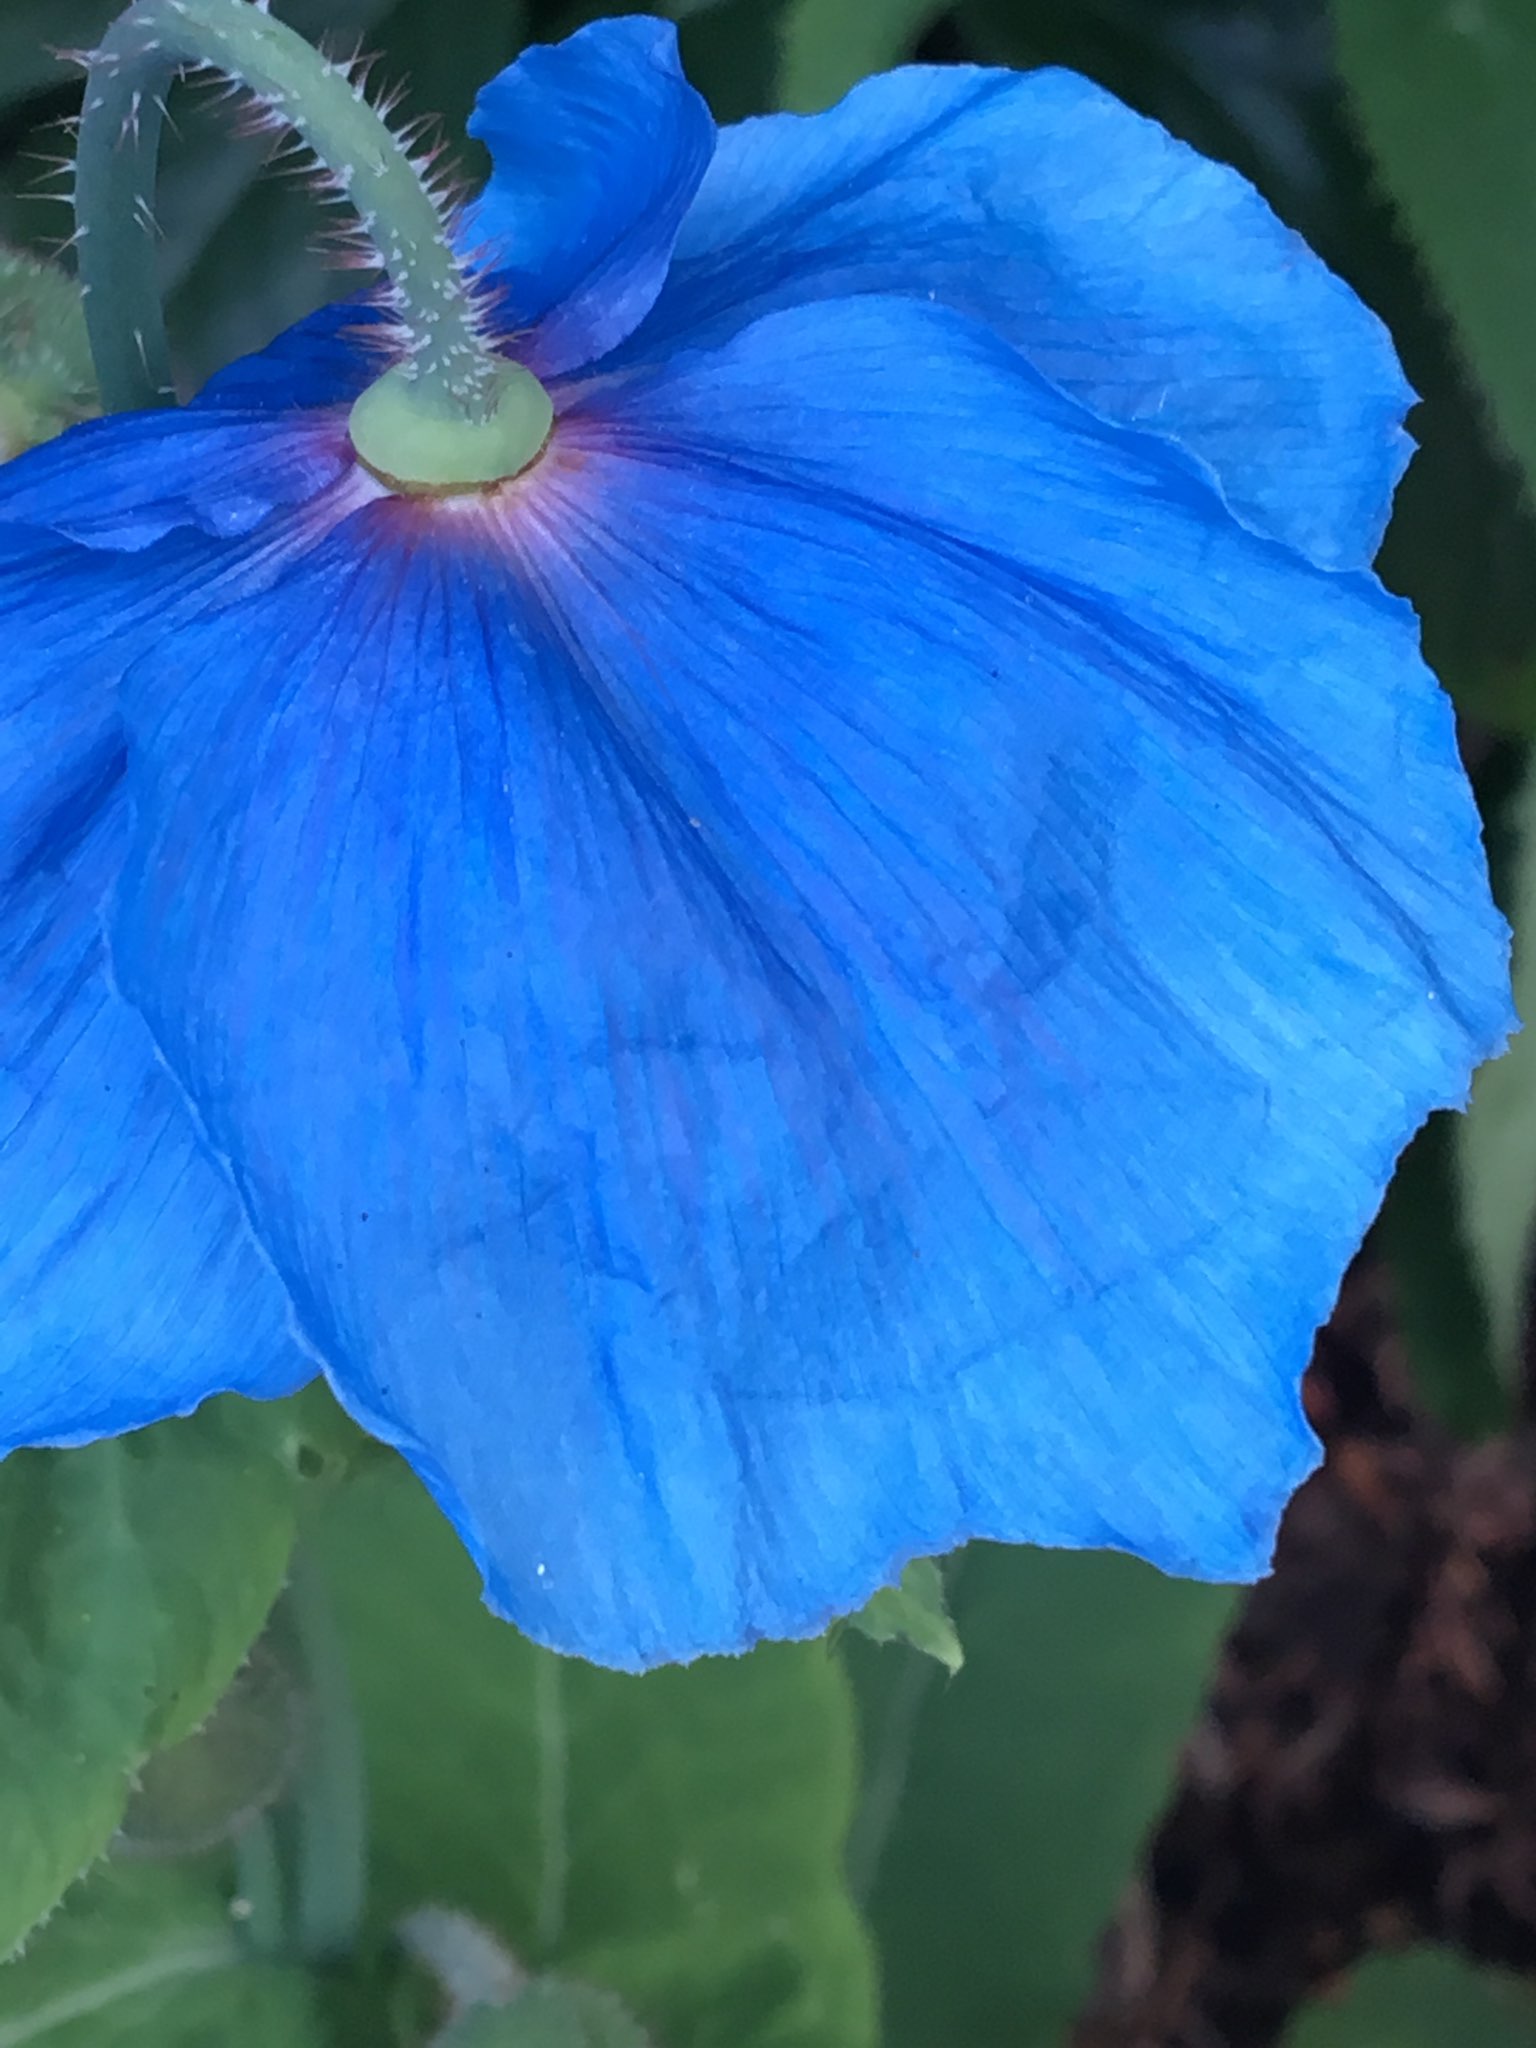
[110,299,1506,1669]
[620,64,1411,571]
[0,531,309,1448]
[0,398,356,551]
[194,298,385,412]
[465,17,715,378]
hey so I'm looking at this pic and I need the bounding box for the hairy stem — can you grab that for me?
[75,0,497,416]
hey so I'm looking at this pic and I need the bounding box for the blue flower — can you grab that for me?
[0,17,1512,1668]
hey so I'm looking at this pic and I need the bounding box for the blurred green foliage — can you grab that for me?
[5,0,1536,2042]
[850,1549,1234,2042]
[1335,0,1536,516]
[0,1406,304,1957]
[315,1462,876,2048]
[0,1864,326,2046]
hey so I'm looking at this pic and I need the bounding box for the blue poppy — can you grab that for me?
[0,16,1511,1667]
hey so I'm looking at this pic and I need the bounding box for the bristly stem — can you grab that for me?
[75,0,500,417]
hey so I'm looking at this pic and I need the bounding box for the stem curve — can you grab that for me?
[75,0,498,418]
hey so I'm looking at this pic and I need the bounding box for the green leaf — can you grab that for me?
[851,1544,1232,2046]
[1448,654,1536,743]
[311,1462,877,2048]
[122,1402,300,1751]
[1292,1950,1536,2048]
[116,1636,304,1859]
[0,1446,159,1958]
[441,1981,651,2048]
[0,1405,301,1953]
[0,1863,321,2048]
[1377,1112,1508,1437]
[1459,751,1536,1377]
[844,1559,962,1675]
[775,0,944,112]
[1334,0,1536,495]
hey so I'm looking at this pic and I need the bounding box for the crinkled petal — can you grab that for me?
[0,531,309,1449]
[0,399,355,551]
[465,16,715,378]
[618,63,1411,571]
[0,298,386,551]
[109,299,1507,1670]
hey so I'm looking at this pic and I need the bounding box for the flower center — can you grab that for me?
[347,364,552,496]
[74,0,551,494]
